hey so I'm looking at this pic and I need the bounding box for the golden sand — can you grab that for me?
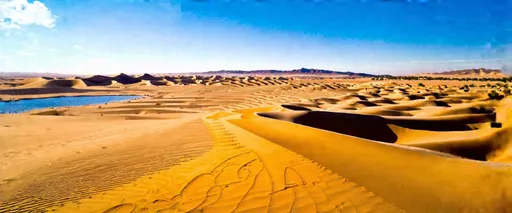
[1,77,512,212]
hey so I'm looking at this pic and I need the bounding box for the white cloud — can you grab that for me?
[73,45,83,50]
[17,51,36,56]
[0,0,57,30]
[49,48,59,52]
[0,53,11,59]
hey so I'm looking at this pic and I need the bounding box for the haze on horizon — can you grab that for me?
[0,0,510,75]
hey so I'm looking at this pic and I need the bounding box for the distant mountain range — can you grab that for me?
[0,68,506,78]
[0,72,80,78]
[195,68,380,77]
[418,68,506,77]
[0,68,383,78]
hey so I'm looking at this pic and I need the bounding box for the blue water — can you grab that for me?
[0,95,140,114]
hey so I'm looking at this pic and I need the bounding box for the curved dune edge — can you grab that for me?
[257,108,506,161]
[48,110,403,213]
[229,109,512,213]
[42,93,512,212]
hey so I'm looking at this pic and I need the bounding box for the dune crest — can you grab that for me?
[48,111,402,213]
[3,78,512,212]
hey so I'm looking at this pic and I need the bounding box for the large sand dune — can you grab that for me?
[19,78,88,89]
[2,78,512,212]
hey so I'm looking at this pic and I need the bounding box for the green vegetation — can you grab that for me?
[504,88,511,96]
[488,90,504,100]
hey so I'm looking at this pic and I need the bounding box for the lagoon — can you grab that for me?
[0,95,140,114]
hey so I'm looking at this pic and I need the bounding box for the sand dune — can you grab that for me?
[81,75,115,86]
[11,74,296,88]
[3,78,512,212]
[229,110,512,212]
[139,73,164,81]
[19,78,88,89]
[112,73,142,84]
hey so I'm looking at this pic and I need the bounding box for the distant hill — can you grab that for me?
[193,68,379,77]
[2,69,381,78]
[418,68,507,78]
[9,68,503,79]
[0,72,81,78]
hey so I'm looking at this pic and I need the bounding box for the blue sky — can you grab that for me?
[0,0,510,75]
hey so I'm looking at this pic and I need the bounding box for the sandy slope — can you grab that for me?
[2,79,512,212]
[50,109,401,213]
[1,82,351,211]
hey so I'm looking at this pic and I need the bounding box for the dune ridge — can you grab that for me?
[8,74,295,89]
[47,109,402,212]
[230,108,512,212]
[3,78,512,212]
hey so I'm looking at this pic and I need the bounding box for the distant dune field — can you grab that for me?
[1,74,512,212]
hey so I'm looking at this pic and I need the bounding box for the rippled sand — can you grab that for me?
[1,79,512,212]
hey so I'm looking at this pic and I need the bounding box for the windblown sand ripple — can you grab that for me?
[2,80,512,212]
[48,109,402,212]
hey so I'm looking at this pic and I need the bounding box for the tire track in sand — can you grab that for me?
[46,109,403,213]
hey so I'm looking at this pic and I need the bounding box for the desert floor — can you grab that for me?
[1,77,512,212]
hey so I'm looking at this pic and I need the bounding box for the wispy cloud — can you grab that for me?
[49,48,59,52]
[0,0,57,30]
[17,51,36,56]
[0,54,12,60]
[73,45,83,50]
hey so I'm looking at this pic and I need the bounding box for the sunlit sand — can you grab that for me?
[1,76,512,212]
[1,0,508,211]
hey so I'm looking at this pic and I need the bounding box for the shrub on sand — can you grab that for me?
[488,90,504,100]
